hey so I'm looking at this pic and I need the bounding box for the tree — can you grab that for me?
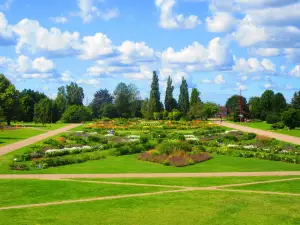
[281,108,300,129]
[54,86,67,119]
[33,98,52,125]
[291,91,300,110]
[260,90,275,120]
[99,103,117,118]
[141,98,150,119]
[114,83,140,118]
[188,103,203,119]
[149,71,161,117]
[249,97,262,119]
[20,89,47,122]
[0,74,20,125]
[190,88,201,106]
[201,102,219,120]
[178,77,189,114]
[66,82,84,105]
[61,105,92,123]
[164,76,177,112]
[225,95,249,121]
[273,92,287,114]
[90,89,113,118]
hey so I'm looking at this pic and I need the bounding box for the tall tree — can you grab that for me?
[178,77,189,114]
[66,82,84,106]
[273,92,287,114]
[164,76,177,112]
[33,98,52,125]
[190,88,201,106]
[249,97,262,119]
[260,90,275,120]
[149,71,161,117]
[54,86,68,120]
[225,95,249,121]
[0,74,19,125]
[291,91,300,110]
[114,83,140,118]
[20,89,47,122]
[90,89,113,118]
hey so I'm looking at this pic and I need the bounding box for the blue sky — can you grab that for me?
[0,0,299,105]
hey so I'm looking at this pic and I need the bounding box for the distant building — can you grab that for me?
[215,106,227,118]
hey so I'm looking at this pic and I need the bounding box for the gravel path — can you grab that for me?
[0,124,81,156]
[214,121,300,145]
[1,171,300,179]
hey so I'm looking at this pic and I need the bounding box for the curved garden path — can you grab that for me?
[0,124,81,156]
[213,121,300,145]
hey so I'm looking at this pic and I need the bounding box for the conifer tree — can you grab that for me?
[149,71,161,117]
[164,76,177,112]
[178,77,189,114]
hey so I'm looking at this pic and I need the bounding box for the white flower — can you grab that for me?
[227,144,239,148]
[128,135,140,139]
[243,145,257,149]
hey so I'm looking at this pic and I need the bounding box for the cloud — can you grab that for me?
[155,0,201,29]
[12,18,81,56]
[284,48,300,63]
[79,33,114,60]
[7,55,56,79]
[214,74,226,84]
[235,82,248,91]
[77,78,100,86]
[60,71,74,82]
[161,37,233,71]
[233,58,276,75]
[118,41,157,64]
[245,3,300,27]
[249,48,281,57]
[0,56,13,67]
[206,12,236,32]
[200,74,226,85]
[0,12,15,45]
[76,0,119,23]
[290,65,300,77]
[50,17,68,24]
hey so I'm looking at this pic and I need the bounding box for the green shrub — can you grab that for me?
[157,141,192,155]
[266,113,280,124]
[247,133,257,140]
[43,139,61,147]
[281,108,300,129]
[87,135,108,144]
[61,105,92,123]
[140,135,149,144]
[271,121,285,130]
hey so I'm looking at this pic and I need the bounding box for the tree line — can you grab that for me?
[0,72,220,125]
[225,90,300,129]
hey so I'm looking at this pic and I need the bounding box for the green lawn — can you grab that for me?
[0,179,171,207]
[1,190,299,225]
[0,129,44,147]
[230,179,300,193]
[11,122,69,131]
[232,121,300,137]
[78,176,300,187]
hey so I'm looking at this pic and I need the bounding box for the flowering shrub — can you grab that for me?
[137,150,211,167]
[45,146,94,157]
